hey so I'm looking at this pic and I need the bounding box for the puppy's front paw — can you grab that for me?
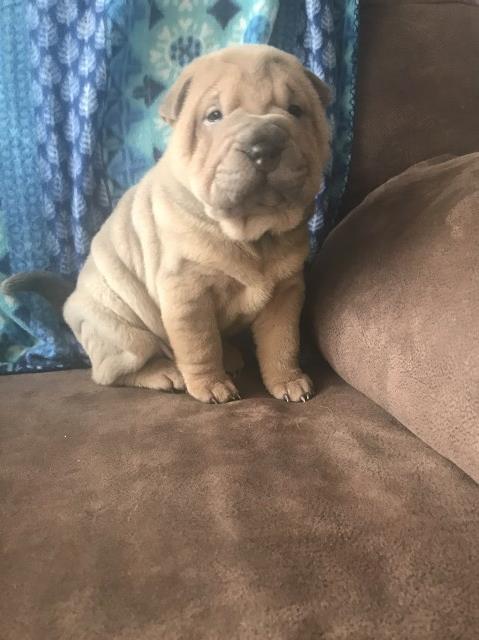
[269,372,314,403]
[187,375,241,404]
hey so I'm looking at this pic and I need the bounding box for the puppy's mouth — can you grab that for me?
[208,162,309,216]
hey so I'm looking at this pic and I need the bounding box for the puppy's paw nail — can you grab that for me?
[273,373,314,403]
[189,376,240,404]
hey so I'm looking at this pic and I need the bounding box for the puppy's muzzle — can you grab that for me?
[242,124,287,174]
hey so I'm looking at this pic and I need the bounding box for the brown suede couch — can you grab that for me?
[1,2,479,639]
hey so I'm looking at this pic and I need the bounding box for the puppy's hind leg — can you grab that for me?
[116,356,185,392]
[80,322,158,388]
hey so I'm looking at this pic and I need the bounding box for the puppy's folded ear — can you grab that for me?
[159,73,192,126]
[304,69,332,108]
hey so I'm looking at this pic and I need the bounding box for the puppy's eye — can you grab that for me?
[205,109,223,123]
[288,104,304,118]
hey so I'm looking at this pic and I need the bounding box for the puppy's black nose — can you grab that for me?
[245,132,286,172]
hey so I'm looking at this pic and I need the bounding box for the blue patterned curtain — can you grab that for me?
[271,0,359,252]
[0,0,358,373]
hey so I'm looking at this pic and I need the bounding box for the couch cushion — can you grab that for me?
[311,153,479,483]
[342,0,479,213]
[1,365,478,639]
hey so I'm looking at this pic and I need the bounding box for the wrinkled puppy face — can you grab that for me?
[161,45,330,241]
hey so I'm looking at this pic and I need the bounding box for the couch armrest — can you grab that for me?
[308,154,479,482]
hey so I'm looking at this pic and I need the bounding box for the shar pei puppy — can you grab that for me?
[2,44,330,404]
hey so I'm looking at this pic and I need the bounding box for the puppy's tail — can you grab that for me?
[1,271,74,314]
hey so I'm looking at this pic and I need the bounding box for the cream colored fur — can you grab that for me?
[63,44,330,403]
